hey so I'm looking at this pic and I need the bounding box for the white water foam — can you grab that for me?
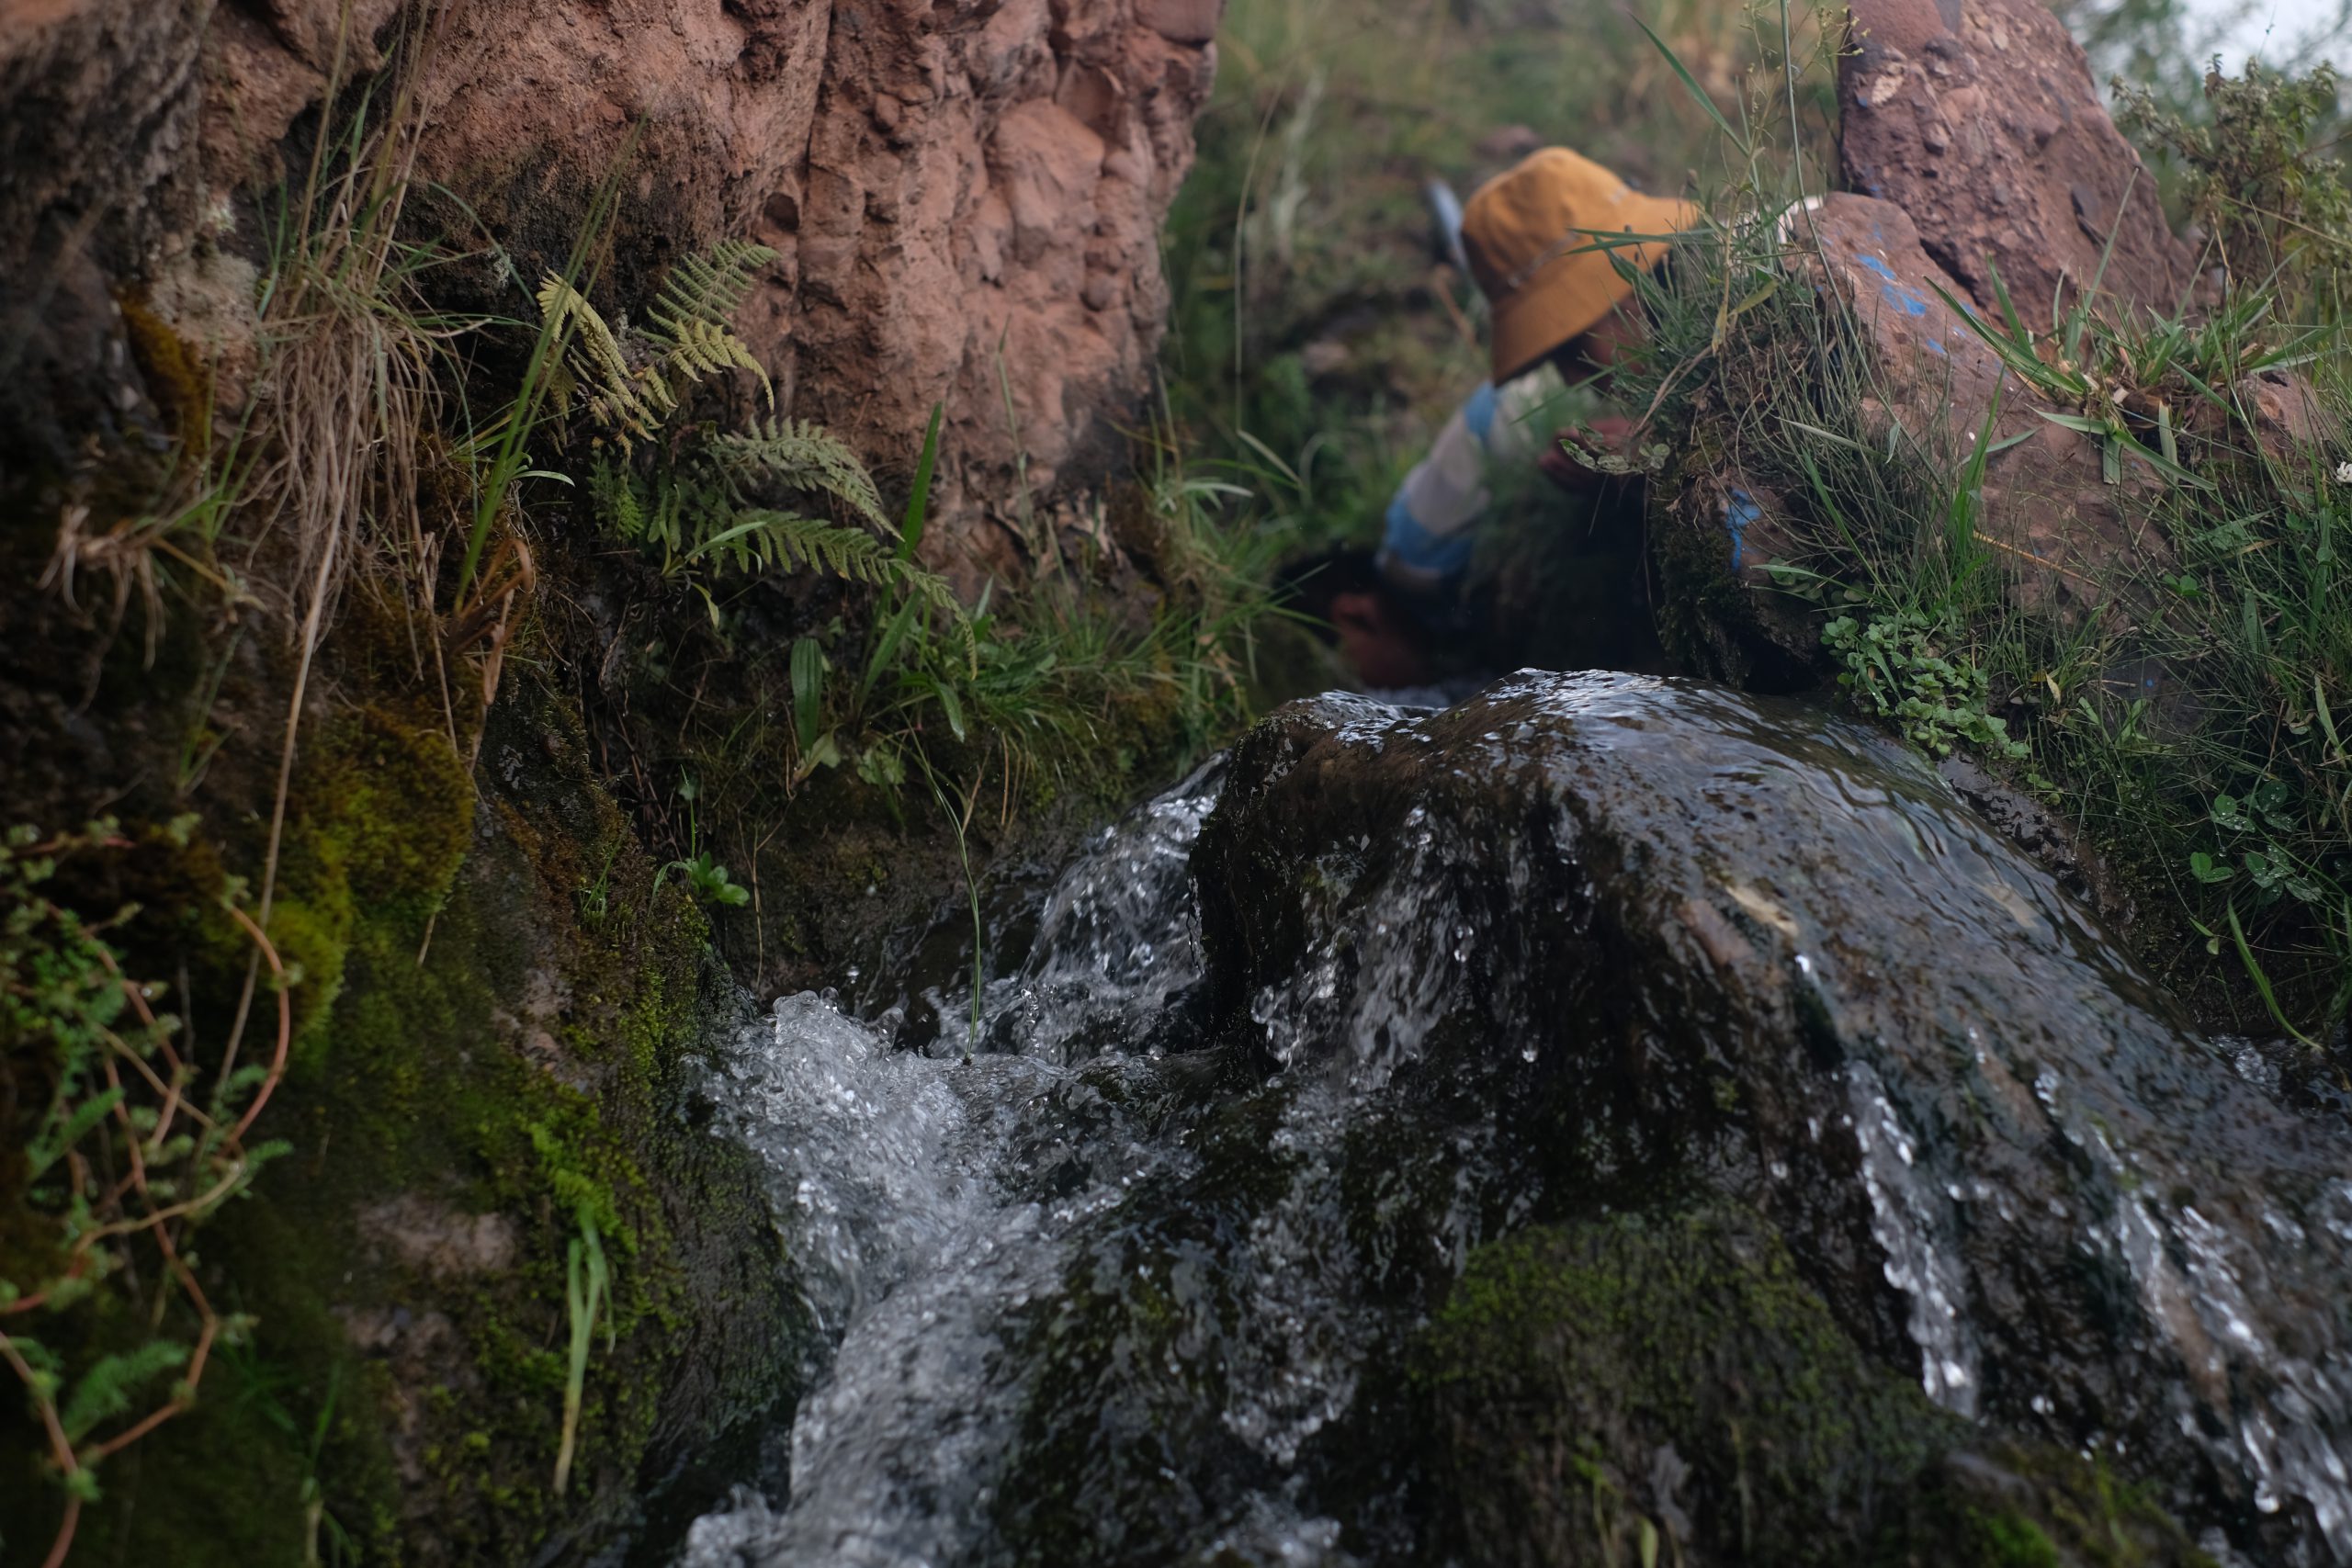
[680,765,1355,1567]
[1845,1060,1980,1416]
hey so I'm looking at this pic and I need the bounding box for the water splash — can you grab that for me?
[1845,1060,1978,1416]
[681,761,1359,1566]
[680,675,2352,1564]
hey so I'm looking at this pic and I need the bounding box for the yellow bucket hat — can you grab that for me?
[1462,147,1698,383]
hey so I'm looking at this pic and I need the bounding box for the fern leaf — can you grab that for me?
[647,241,778,407]
[664,318,768,392]
[587,453,645,543]
[648,241,775,334]
[688,512,883,579]
[684,509,975,671]
[707,419,888,532]
[589,457,709,561]
[61,1341,190,1441]
[537,274,668,451]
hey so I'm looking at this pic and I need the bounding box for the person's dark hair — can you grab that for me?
[1276,546,1421,644]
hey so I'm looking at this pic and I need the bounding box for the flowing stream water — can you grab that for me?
[673,676,2352,1567]
[676,763,1263,1566]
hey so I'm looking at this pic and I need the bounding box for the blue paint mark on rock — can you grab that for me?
[1724,488,1762,571]
[1854,252,1930,317]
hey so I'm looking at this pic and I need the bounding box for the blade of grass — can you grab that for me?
[899,401,944,563]
[1634,16,1751,159]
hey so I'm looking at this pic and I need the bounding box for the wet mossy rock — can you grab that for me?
[19,690,809,1568]
[267,705,477,1066]
[1416,1208,2210,1567]
[1192,673,2352,1561]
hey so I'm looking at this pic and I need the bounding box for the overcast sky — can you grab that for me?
[2174,0,2346,71]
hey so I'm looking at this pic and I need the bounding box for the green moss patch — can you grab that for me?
[1414,1207,2209,1568]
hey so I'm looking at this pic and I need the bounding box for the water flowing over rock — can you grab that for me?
[1200,674,2352,1561]
[685,673,2352,1565]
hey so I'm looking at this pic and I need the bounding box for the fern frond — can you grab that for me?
[665,318,768,392]
[688,511,899,580]
[649,241,775,336]
[707,419,888,532]
[686,509,971,666]
[587,453,645,542]
[537,274,671,450]
[60,1341,190,1442]
[647,241,778,407]
[590,456,704,558]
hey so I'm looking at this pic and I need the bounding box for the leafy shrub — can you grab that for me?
[1823,612,2027,759]
[2116,61,2352,318]
[3,820,289,1556]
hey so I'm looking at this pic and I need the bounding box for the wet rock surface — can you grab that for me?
[685,674,2352,1566]
[1420,1209,2208,1568]
[1199,674,2352,1562]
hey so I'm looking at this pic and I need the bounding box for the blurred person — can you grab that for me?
[1306,147,1695,689]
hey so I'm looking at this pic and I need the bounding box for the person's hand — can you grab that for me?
[1538,414,1636,493]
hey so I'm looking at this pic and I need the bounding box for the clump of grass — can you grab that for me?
[770,410,1289,817]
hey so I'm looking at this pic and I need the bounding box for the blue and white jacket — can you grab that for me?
[1375,372,1557,599]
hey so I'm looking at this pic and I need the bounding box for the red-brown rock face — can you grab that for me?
[1798,192,2177,624]
[2,0,1223,581]
[1837,0,2193,320]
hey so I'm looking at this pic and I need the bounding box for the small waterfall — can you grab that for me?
[678,762,1306,1566]
[676,676,2352,1566]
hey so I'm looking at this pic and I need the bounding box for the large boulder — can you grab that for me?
[1652,0,2234,681]
[668,676,2335,1563]
[1191,674,2352,1562]
[1837,0,2195,319]
[1803,192,2177,623]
